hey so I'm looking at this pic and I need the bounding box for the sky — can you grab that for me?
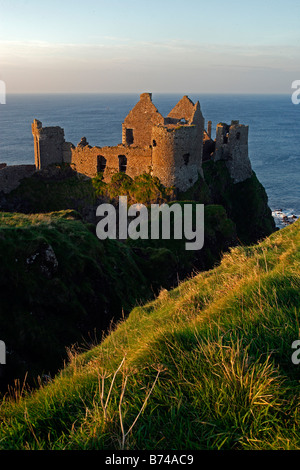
[0,0,299,94]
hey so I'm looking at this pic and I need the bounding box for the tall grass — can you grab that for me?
[0,220,299,450]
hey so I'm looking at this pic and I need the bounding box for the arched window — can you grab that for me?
[118,155,127,173]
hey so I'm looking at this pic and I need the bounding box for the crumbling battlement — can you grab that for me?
[0,93,252,195]
[32,119,65,169]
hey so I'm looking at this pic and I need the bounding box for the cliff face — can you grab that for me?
[179,160,276,245]
[205,161,276,244]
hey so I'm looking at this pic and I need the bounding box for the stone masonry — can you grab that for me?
[31,93,210,191]
[0,165,36,194]
[214,121,252,183]
[1,93,253,194]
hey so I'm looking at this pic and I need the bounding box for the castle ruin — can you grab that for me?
[0,93,253,194]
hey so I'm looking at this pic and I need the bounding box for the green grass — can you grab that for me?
[92,172,175,205]
[0,219,299,450]
[6,165,96,214]
[0,204,237,389]
[5,163,276,246]
[0,210,155,386]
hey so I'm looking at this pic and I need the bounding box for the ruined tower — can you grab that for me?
[32,119,65,169]
[151,96,205,190]
[213,120,252,183]
[122,93,164,147]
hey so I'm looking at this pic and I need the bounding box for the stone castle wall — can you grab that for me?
[0,94,253,195]
[214,121,252,183]
[71,142,152,182]
[32,119,65,169]
[30,94,207,191]
[122,93,164,147]
[150,95,205,190]
[152,123,203,191]
[0,165,36,194]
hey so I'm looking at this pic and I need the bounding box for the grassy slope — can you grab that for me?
[0,206,236,388]
[0,219,299,450]
[0,210,154,386]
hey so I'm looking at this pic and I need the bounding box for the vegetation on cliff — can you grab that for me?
[0,210,150,387]
[92,171,175,205]
[0,219,299,450]
[0,204,236,389]
[179,160,276,245]
[201,160,276,245]
[1,160,276,246]
[0,162,277,389]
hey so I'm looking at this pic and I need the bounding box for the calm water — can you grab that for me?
[0,93,299,222]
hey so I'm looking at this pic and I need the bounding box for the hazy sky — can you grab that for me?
[0,0,299,93]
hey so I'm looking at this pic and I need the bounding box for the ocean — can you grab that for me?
[0,93,299,227]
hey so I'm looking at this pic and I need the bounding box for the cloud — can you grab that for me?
[0,39,298,93]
